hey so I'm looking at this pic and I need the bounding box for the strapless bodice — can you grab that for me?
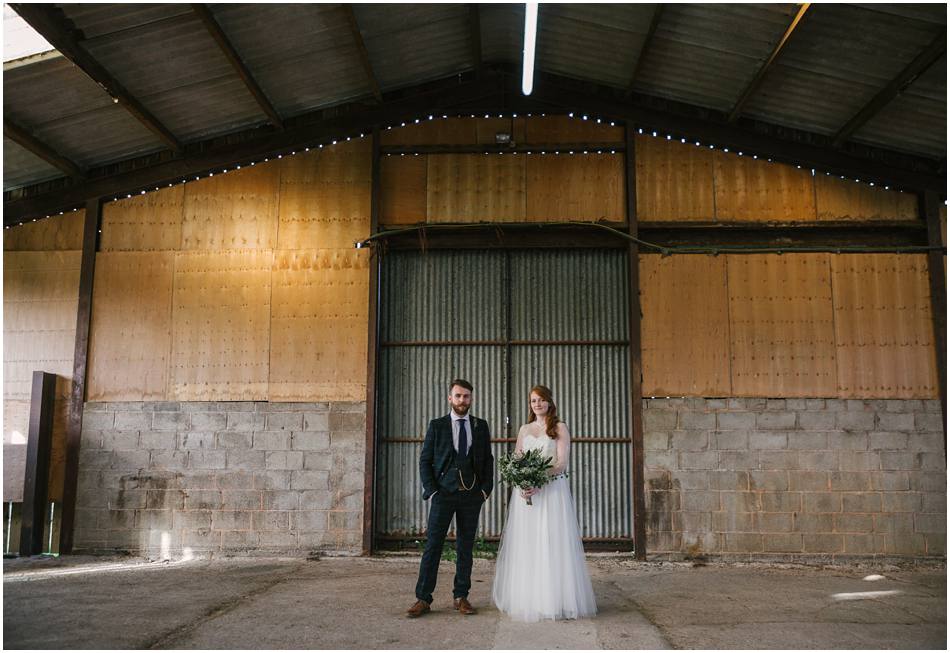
[523,433,558,465]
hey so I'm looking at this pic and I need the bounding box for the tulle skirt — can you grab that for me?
[491,476,597,622]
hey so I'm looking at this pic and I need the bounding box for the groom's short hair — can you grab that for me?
[449,378,473,393]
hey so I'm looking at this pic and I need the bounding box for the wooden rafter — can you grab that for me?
[833,31,947,146]
[728,3,811,123]
[10,3,183,152]
[191,4,284,130]
[4,119,84,180]
[343,4,383,102]
[626,4,664,96]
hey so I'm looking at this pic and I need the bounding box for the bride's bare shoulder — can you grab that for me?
[556,421,571,438]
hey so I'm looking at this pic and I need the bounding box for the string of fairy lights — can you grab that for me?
[5,111,926,232]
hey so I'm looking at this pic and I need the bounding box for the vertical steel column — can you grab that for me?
[59,197,100,554]
[362,126,382,554]
[624,126,647,560]
[19,371,56,556]
[921,190,947,446]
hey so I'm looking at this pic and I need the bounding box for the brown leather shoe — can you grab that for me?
[406,599,430,618]
[453,597,476,615]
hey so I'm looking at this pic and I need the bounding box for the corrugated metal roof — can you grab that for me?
[633,3,799,112]
[64,6,268,142]
[353,4,473,91]
[537,3,657,89]
[58,3,193,40]
[3,138,64,191]
[3,53,165,169]
[479,3,523,64]
[209,3,373,117]
[852,55,947,158]
[742,3,945,135]
[3,3,945,193]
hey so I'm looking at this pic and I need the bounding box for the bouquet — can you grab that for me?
[498,448,553,505]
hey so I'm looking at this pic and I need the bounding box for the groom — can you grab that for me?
[407,379,494,618]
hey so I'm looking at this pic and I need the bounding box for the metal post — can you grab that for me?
[624,125,648,560]
[920,190,947,445]
[6,501,14,553]
[362,126,382,555]
[20,371,56,556]
[60,197,101,554]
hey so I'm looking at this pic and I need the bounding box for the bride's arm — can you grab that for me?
[514,424,526,455]
[549,423,571,475]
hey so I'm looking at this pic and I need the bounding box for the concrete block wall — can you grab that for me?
[74,401,366,558]
[644,397,946,559]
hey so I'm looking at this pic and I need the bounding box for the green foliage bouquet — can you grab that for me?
[498,448,553,505]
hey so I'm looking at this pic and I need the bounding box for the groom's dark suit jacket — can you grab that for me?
[419,414,494,500]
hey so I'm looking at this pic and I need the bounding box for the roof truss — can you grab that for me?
[10,3,183,152]
[4,68,944,226]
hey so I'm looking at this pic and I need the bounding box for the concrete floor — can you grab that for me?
[2,554,945,650]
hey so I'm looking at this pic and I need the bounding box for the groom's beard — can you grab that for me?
[451,404,470,416]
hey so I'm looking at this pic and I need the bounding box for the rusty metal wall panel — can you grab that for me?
[510,249,628,341]
[381,250,506,343]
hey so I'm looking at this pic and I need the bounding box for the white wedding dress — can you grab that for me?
[491,433,597,622]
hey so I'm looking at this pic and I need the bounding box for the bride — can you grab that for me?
[491,385,597,621]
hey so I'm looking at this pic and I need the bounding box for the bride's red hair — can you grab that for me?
[526,385,560,439]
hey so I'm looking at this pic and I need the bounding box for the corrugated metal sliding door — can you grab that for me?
[376,249,631,545]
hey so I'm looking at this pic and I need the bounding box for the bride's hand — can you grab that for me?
[520,487,539,499]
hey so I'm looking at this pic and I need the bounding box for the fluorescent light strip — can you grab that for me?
[522,2,539,95]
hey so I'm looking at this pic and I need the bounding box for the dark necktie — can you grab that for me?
[457,419,468,459]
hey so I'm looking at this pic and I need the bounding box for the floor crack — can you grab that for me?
[143,561,308,649]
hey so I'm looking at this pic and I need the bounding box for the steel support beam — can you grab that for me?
[58,198,101,554]
[470,4,483,76]
[921,191,947,447]
[6,68,946,226]
[728,3,811,123]
[625,126,648,561]
[343,4,383,102]
[19,372,56,557]
[833,32,946,147]
[528,73,945,192]
[191,4,284,130]
[3,74,505,226]
[626,4,664,95]
[4,120,84,180]
[363,127,382,555]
